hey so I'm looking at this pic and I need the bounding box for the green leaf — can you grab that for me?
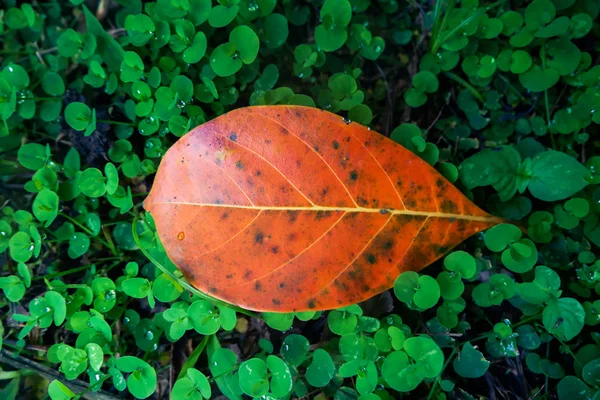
[519,265,561,305]
[519,65,560,92]
[443,250,476,279]
[42,72,65,96]
[121,51,145,83]
[229,26,260,64]
[281,334,309,366]
[557,376,594,400]
[122,278,152,299]
[543,298,585,341]
[208,5,239,28]
[394,272,440,309]
[115,356,157,399]
[188,300,220,335]
[79,168,106,197]
[528,151,589,201]
[210,43,243,77]
[45,291,66,325]
[32,189,59,227]
[328,309,357,335]
[238,358,268,397]
[263,14,289,49]
[453,342,490,378]
[9,232,33,263]
[266,355,293,397]
[306,349,335,387]
[65,102,93,132]
[48,380,75,400]
[18,143,48,170]
[460,146,522,201]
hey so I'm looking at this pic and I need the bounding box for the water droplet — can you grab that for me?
[44,307,51,313]
[342,117,351,125]
[104,290,116,301]
[124,317,131,324]
[177,232,185,240]
[145,331,154,340]
[176,99,186,108]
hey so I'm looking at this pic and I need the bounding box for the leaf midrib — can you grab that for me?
[147,201,503,223]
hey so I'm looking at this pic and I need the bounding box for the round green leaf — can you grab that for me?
[453,342,490,378]
[306,349,335,387]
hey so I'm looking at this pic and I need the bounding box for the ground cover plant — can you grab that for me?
[0,0,599,399]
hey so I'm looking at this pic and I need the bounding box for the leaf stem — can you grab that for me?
[58,212,117,255]
[540,41,556,149]
[97,119,135,126]
[427,347,457,400]
[444,72,484,102]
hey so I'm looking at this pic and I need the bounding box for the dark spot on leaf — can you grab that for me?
[332,140,340,149]
[279,282,285,288]
[287,211,299,223]
[209,287,218,294]
[436,178,445,188]
[366,254,377,264]
[314,145,319,152]
[345,136,351,142]
[357,197,369,206]
[349,170,358,181]
[255,232,264,244]
[244,269,252,279]
[271,246,279,254]
[315,211,332,220]
[236,160,244,169]
[229,132,237,141]
[440,199,457,213]
[221,212,229,220]
[272,299,281,305]
[383,240,394,250]
[256,170,262,177]
[380,209,390,214]
[307,299,316,309]
[254,282,262,291]
[226,274,233,279]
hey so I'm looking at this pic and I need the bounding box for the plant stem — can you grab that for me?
[97,119,135,126]
[33,264,94,281]
[444,72,484,102]
[540,41,556,149]
[58,212,117,255]
[427,347,457,400]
